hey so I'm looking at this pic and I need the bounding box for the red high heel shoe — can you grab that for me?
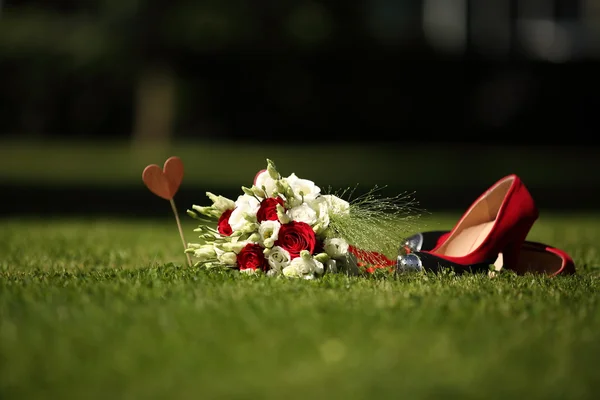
[404,231,576,276]
[397,174,539,273]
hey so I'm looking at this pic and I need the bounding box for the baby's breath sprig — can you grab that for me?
[327,185,425,259]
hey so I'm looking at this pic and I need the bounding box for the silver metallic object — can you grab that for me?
[403,233,423,252]
[326,259,338,274]
[396,253,423,273]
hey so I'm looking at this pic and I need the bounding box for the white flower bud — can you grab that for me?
[193,245,216,262]
[252,185,266,198]
[218,251,237,265]
[248,232,261,243]
[267,159,280,179]
[206,192,236,212]
[241,186,255,197]
[314,252,330,264]
[220,241,249,253]
[277,204,291,224]
[192,205,218,218]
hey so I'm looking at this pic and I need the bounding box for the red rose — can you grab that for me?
[237,243,268,271]
[275,221,316,259]
[217,209,233,236]
[256,197,285,222]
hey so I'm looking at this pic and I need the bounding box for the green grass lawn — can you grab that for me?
[1,213,599,399]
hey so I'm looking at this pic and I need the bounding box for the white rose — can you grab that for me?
[323,237,349,258]
[255,170,278,197]
[308,197,330,231]
[282,250,324,279]
[228,194,260,232]
[322,195,350,216]
[259,220,281,248]
[287,203,318,226]
[284,173,321,206]
[266,246,291,272]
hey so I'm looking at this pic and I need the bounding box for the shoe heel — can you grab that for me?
[500,219,536,269]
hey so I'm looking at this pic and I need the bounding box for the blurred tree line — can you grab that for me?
[0,0,597,144]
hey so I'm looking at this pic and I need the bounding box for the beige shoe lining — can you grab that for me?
[435,177,515,258]
[493,247,563,275]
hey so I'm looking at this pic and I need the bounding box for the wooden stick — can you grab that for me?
[170,198,192,267]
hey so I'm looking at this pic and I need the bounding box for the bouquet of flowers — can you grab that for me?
[186,159,420,279]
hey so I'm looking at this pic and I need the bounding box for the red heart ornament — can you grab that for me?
[142,156,184,200]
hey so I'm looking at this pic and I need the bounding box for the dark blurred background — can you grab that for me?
[1,0,599,217]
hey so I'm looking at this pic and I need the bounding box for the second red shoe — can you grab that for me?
[398,174,539,273]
